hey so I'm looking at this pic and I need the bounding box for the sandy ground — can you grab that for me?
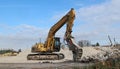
[0,46,119,63]
[0,47,91,69]
[0,47,73,63]
[0,63,93,69]
[0,46,119,69]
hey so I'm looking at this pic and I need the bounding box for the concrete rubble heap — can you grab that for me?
[80,47,120,62]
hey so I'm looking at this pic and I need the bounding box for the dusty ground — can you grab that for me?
[0,63,93,69]
[0,47,101,63]
[0,46,118,63]
[0,47,73,63]
[0,47,96,69]
[0,46,119,69]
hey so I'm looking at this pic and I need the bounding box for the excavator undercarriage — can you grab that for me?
[27,53,64,60]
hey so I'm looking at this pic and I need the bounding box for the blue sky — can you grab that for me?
[0,0,107,26]
[0,0,120,49]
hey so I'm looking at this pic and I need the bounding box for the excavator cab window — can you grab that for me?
[54,37,61,52]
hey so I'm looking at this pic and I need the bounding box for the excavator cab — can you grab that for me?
[53,37,61,52]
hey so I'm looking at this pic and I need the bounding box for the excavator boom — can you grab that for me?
[45,8,75,52]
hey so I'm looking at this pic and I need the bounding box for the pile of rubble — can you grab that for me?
[80,46,120,62]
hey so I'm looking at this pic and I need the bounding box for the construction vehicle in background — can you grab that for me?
[0,49,20,56]
[27,8,82,61]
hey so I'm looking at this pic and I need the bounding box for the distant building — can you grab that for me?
[78,40,91,47]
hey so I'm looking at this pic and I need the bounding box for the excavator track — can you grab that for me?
[27,53,64,60]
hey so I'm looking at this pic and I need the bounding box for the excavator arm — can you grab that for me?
[45,8,75,52]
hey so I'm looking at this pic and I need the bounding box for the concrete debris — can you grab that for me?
[80,47,120,62]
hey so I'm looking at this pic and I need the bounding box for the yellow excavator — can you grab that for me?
[27,8,82,61]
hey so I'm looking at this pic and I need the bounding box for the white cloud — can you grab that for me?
[0,23,67,50]
[45,0,120,45]
[74,0,120,45]
[77,0,120,26]
[0,24,48,50]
